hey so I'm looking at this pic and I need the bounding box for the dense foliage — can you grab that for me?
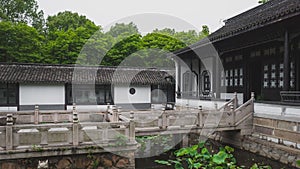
[258,0,269,4]
[0,0,45,31]
[155,142,272,169]
[0,0,209,67]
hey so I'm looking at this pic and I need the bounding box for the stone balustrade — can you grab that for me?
[0,94,254,159]
[119,94,254,137]
[0,113,135,152]
[254,115,300,144]
[0,104,115,125]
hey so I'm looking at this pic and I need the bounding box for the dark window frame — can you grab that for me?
[66,84,114,105]
[0,83,19,107]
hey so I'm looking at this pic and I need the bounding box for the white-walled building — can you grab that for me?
[0,63,175,111]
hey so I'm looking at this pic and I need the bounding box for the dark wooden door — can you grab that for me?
[248,60,262,100]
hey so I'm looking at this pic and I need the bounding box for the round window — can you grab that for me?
[129,88,136,95]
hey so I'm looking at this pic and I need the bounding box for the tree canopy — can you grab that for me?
[0,0,210,68]
[46,11,99,33]
[258,0,269,4]
[0,21,43,63]
[0,0,45,31]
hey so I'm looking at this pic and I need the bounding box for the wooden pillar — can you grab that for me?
[243,52,250,102]
[176,60,181,99]
[296,39,300,91]
[189,57,193,97]
[215,55,221,99]
[198,58,202,97]
[283,31,290,91]
[212,56,217,99]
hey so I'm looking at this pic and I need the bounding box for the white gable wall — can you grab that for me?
[114,85,151,104]
[20,84,65,105]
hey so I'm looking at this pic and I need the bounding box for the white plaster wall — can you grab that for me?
[176,98,227,110]
[20,84,65,105]
[114,85,151,104]
[180,64,189,92]
[67,105,109,112]
[0,107,17,112]
[254,103,300,116]
[220,93,244,104]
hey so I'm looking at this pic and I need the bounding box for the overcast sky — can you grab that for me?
[37,0,260,33]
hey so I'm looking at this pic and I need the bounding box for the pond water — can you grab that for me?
[135,141,297,169]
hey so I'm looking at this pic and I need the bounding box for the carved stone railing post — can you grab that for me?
[102,124,109,145]
[107,103,111,113]
[214,103,218,110]
[40,128,48,146]
[130,111,134,120]
[251,92,255,113]
[197,106,203,127]
[73,106,79,146]
[117,106,122,113]
[34,105,39,124]
[129,121,135,144]
[72,103,77,115]
[112,106,118,122]
[234,92,238,109]
[6,114,13,150]
[160,107,167,129]
[117,106,122,121]
[73,103,78,120]
[230,104,235,126]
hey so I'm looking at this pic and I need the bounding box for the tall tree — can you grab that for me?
[44,11,101,64]
[77,30,114,65]
[103,34,143,66]
[44,26,102,64]
[0,21,43,63]
[199,25,209,38]
[46,11,99,34]
[106,22,139,39]
[0,0,45,31]
[153,25,210,46]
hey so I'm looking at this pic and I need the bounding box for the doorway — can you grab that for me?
[248,60,262,101]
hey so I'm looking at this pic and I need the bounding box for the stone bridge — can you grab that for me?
[0,93,300,168]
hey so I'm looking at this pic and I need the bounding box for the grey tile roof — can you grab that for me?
[209,0,300,42]
[0,63,174,85]
[174,0,300,55]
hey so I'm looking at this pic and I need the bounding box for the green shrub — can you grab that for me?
[155,141,271,169]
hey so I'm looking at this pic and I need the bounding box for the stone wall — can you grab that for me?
[241,136,300,168]
[217,131,300,168]
[0,152,135,169]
